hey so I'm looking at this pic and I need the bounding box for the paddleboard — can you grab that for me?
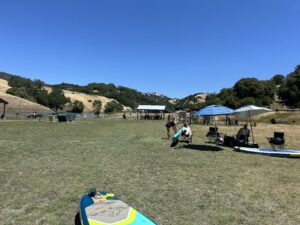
[80,191,156,225]
[172,128,183,144]
[234,147,300,157]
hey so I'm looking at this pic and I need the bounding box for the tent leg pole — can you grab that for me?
[249,111,254,143]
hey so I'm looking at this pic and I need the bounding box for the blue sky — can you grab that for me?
[0,0,299,98]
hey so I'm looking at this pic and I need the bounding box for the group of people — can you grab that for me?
[165,115,193,142]
[165,113,252,147]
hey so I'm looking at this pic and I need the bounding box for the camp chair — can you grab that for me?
[206,126,221,143]
[268,132,285,149]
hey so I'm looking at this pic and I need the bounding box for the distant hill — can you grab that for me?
[52,82,172,109]
[172,93,207,109]
[0,71,175,113]
[44,86,122,112]
[0,79,52,113]
[0,72,13,80]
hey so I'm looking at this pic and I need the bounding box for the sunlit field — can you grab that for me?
[1,118,300,225]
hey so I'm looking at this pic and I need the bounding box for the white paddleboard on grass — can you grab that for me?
[234,147,300,158]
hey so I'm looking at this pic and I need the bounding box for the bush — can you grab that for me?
[92,100,102,117]
[104,100,123,113]
[70,100,84,113]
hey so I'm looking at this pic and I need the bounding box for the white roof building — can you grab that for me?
[137,105,166,111]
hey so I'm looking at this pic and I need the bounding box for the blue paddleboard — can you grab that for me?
[172,128,183,144]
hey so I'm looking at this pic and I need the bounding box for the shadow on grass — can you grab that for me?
[182,144,224,151]
[74,212,81,225]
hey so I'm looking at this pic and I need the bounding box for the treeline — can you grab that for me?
[205,78,277,109]
[174,72,287,110]
[203,65,300,109]
[2,64,300,111]
[6,75,69,111]
[53,82,171,109]
[278,65,300,108]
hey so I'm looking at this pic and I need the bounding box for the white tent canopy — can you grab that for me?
[234,105,272,119]
[137,105,166,111]
[233,105,273,143]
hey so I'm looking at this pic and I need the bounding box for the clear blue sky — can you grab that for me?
[0,0,299,98]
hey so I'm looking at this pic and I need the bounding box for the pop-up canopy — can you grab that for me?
[234,105,272,143]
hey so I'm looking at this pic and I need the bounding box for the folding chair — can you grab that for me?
[268,132,285,149]
[206,126,221,143]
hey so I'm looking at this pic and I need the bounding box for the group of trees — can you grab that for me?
[278,65,300,108]
[206,78,277,109]
[6,76,69,111]
[204,65,300,109]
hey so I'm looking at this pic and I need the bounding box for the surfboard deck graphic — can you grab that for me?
[80,192,156,225]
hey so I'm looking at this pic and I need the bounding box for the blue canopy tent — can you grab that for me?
[194,105,234,117]
[194,105,234,140]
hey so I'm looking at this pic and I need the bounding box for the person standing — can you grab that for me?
[166,117,177,139]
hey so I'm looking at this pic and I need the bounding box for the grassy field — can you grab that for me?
[1,118,300,225]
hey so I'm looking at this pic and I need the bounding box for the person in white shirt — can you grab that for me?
[182,122,193,142]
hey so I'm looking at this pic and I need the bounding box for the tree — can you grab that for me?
[223,96,239,109]
[239,97,256,106]
[70,100,84,113]
[278,65,300,107]
[233,78,264,99]
[104,100,123,113]
[271,74,285,85]
[92,100,102,117]
[48,88,69,111]
[33,79,45,90]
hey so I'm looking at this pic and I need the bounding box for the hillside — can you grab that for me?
[0,79,52,112]
[52,82,172,109]
[44,86,122,112]
[1,71,174,111]
[172,93,207,109]
[0,77,122,113]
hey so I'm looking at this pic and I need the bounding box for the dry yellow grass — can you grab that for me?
[0,79,10,92]
[194,93,207,103]
[63,90,118,112]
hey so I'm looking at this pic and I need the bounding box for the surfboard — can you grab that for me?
[80,191,156,225]
[234,147,300,158]
[172,128,183,144]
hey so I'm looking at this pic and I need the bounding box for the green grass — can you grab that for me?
[1,119,300,225]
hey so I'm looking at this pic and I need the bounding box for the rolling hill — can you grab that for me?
[0,72,176,113]
[0,79,52,113]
